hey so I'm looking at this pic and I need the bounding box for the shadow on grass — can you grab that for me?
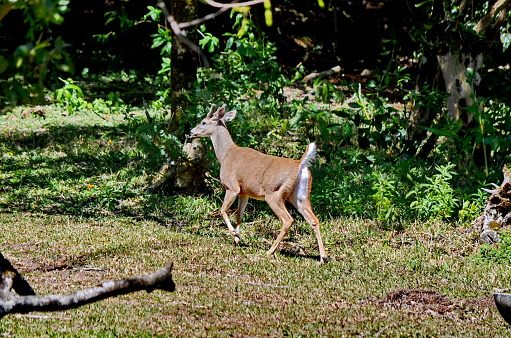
[277,249,324,263]
[0,119,165,214]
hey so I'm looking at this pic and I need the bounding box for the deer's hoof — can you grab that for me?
[319,256,329,264]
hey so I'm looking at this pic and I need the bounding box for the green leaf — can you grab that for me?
[318,117,329,140]
[415,0,432,7]
[332,110,351,118]
[422,127,458,139]
[348,102,363,109]
[0,56,8,74]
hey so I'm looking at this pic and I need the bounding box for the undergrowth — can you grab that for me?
[477,231,511,263]
[0,104,490,228]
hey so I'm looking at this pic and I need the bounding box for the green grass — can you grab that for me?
[1,107,511,336]
[1,213,510,336]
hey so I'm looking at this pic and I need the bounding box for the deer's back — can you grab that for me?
[220,146,301,199]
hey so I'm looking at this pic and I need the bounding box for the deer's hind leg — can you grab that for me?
[289,168,327,263]
[236,195,249,235]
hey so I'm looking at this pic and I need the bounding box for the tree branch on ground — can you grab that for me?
[0,252,175,319]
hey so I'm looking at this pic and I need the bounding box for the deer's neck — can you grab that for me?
[211,125,236,164]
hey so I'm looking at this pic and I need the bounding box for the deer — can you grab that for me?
[189,104,327,263]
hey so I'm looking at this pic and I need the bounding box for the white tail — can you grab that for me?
[190,104,327,263]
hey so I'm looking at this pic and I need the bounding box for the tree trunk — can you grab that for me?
[151,0,208,193]
[436,51,483,124]
[148,137,210,192]
[168,0,199,134]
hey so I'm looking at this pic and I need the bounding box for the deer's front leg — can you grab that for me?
[221,190,241,244]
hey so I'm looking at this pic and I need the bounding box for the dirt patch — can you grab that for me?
[367,289,495,320]
[10,254,90,273]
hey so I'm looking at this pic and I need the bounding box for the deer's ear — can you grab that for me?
[223,110,237,122]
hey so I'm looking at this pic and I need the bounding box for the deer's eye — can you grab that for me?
[202,122,206,125]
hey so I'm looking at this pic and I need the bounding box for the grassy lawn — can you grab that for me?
[1,108,510,336]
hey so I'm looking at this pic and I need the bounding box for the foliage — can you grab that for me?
[371,170,403,224]
[423,96,511,176]
[52,77,126,117]
[477,231,511,263]
[93,4,136,44]
[0,0,72,106]
[146,6,172,76]
[311,152,488,225]
[289,101,341,145]
[195,13,287,106]
[312,77,344,104]
[341,83,405,152]
[126,110,184,168]
[288,83,408,161]
[53,77,85,114]
[406,164,459,220]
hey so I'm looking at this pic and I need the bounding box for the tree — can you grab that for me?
[404,0,511,166]
[166,0,199,133]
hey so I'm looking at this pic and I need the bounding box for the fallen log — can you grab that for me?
[472,165,511,244]
[0,252,175,319]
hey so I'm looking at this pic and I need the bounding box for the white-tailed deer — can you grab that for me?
[190,104,327,263]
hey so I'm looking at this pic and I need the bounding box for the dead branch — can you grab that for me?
[158,0,267,68]
[179,0,243,29]
[202,0,268,8]
[474,0,511,34]
[0,253,175,319]
[303,66,342,84]
[157,0,209,68]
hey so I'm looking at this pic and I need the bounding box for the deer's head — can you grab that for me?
[190,104,237,138]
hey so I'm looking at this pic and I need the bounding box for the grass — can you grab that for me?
[1,213,510,336]
[1,107,511,336]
